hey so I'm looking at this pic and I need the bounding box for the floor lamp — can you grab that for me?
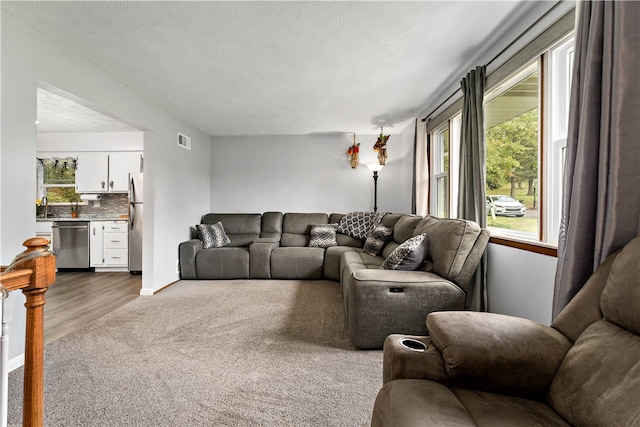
[367,163,384,212]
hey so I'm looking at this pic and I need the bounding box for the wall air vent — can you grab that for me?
[177,132,191,150]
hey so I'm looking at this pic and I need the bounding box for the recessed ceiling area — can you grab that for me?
[3,1,535,136]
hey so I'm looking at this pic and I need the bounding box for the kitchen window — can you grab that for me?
[37,157,83,204]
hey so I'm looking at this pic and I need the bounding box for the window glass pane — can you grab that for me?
[37,157,81,204]
[436,176,449,218]
[485,63,539,237]
[431,124,450,217]
[45,187,82,203]
[40,157,77,185]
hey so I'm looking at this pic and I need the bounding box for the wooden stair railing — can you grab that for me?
[1,237,56,427]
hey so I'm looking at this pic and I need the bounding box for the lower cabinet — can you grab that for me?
[35,221,54,249]
[90,221,128,269]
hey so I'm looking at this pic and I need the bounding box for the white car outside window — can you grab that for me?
[486,195,526,217]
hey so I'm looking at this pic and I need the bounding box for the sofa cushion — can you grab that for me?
[337,211,385,240]
[363,224,394,256]
[600,234,640,335]
[372,380,476,427]
[324,246,360,281]
[195,247,250,279]
[281,213,328,247]
[548,320,640,427]
[201,213,262,247]
[261,211,283,240]
[271,247,325,279]
[452,388,571,427]
[309,223,338,248]
[413,215,482,284]
[382,234,428,270]
[196,222,231,249]
[392,215,422,244]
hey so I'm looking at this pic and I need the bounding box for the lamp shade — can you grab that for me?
[367,163,384,172]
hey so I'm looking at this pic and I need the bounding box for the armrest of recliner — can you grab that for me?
[427,311,573,398]
[179,239,202,279]
[249,238,280,279]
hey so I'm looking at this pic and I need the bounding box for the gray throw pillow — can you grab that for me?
[363,224,394,256]
[382,233,429,270]
[309,223,338,248]
[196,222,231,249]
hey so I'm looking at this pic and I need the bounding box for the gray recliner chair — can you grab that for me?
[372,234,640,426]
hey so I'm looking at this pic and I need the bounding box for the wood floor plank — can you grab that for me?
[44,271,141,344]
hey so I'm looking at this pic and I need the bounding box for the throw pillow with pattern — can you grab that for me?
[382,233,429,270]
[337,211,385,240]
[309,223,338,248]
[196,222,231,249]
[362,224,394,256]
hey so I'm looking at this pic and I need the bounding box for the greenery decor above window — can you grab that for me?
[37,157,82,204]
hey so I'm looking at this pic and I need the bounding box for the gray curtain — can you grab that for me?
[553,1,640,318]
[411,119,418,214]
[458,65,488,311]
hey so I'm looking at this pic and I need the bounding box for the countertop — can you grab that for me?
[36,215,128,222]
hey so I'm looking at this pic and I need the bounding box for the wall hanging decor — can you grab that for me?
[373,127,390,165]
[346,133,360,168]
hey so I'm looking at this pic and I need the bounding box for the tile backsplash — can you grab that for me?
[45,193,128,218]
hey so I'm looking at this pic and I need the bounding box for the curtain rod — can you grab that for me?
[421,0,565,123]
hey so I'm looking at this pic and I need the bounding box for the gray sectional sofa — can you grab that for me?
[179,211,489,348]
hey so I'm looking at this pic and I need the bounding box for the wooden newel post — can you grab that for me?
[18,238,56,427]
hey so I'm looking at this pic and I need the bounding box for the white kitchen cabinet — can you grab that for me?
[35,221,54,249]
[90,221,128,269]
[76,152,142,193]
[89,221,105,267]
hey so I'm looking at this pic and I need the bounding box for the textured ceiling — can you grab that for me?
[38,88,141,132]
[3,1,530,136]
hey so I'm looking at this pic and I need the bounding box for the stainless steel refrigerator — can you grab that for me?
[128,172,143,274]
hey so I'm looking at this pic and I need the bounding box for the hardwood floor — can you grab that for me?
[44,271,141,344]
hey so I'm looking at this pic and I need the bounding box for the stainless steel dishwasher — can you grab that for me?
[52,221,90,269]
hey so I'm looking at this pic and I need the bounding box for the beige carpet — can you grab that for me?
[8,280,383,426]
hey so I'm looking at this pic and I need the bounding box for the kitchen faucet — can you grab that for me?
[41,196,49,217]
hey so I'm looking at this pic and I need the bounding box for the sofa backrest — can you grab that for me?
[261,211,283,240]
[201,213,262,247]
[547,235,640,427]
[381,215,422,259]
[280,213,328,247]
[412,215,487,290]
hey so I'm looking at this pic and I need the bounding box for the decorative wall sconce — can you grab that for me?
[346,133,360,168]
[367,163,385,212]
[373,127,390,165]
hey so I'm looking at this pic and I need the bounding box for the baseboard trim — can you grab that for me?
[9,353,24,372]
[139,288,154,296]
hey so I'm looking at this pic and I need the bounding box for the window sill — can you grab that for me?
[488,234,558,257]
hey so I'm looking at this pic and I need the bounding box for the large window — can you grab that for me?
[425,32,574,249]
[485,62,540,239]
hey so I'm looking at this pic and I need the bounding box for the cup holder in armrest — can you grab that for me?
[400,338,427,352]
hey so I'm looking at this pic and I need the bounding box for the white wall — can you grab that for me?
[1,11,211,368]
[486,243,557,324]
[37,132,144,151]
[210,126,415,214]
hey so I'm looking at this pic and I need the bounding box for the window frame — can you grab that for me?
[36,156,86,206]
[430,122,451,218]
[421,27,576,254]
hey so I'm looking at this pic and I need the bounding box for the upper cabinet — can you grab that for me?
[76,152,143,193]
